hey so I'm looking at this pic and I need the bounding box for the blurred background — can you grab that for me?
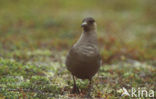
[0,0,156,98]
[0,0,156,63]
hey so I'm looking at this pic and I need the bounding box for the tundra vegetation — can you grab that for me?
[0,0,155,98]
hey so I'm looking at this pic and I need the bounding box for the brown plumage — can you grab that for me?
[65,17,101,94]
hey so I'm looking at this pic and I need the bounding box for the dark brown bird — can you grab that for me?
[66,17,101,94]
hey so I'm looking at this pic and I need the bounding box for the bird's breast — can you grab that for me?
[78,44,98,56]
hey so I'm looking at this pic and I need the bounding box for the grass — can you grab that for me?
[0,53,155,98]
[0,0,156,98]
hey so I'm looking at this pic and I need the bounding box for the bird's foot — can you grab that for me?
[85,80,92,98]
[84,93,92,99]
[72,85,80,94]
[84,87,92,98]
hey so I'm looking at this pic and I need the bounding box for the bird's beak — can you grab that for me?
[81,21,87,27]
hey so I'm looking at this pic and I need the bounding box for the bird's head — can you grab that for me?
[81,17,97,32]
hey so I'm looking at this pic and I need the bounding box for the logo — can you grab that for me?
[121,87,130,96]
[118,87,155,98]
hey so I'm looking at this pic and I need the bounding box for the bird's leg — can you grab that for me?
[72,75,80,94]
[85,79,92,98]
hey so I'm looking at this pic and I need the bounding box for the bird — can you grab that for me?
[65,17,101,94]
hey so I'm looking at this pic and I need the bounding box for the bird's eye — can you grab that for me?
[88,20,94,24]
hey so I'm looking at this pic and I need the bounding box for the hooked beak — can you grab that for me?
[81,21,87,27]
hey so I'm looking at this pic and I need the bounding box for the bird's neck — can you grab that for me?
[79,29,98,44]
[83,30,97,38]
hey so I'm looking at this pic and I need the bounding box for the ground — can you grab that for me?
[0,53,155,98]
[0,0,156,98]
